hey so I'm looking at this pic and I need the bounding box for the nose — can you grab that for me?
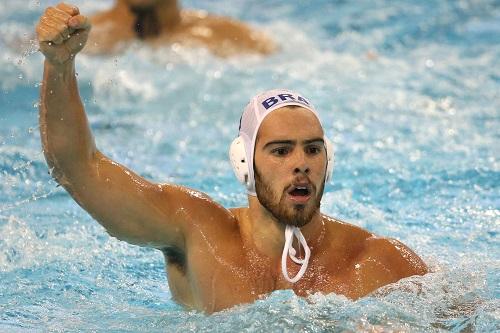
[292,150,310,175]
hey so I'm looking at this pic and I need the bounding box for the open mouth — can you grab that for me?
[289,186,310,196]
[287,184,312,203]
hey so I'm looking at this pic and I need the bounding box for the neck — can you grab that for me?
[243,196,325,261]
[116,0,182,38]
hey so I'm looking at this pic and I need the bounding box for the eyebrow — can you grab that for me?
[262,137,324,150]
[304,138,325,145]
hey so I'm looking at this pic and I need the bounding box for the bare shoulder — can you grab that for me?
[181,9,277,55]
[322,215,427,297]
[322,215,373,244]
[361,236,428,276]
[86,8,133,54]
[157,184,239,230]
[322,215,428,277]
[182,9,250,29]
[89,7,121,26]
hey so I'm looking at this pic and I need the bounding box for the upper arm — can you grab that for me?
[60,150,231,250]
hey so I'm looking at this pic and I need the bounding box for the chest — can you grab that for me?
[171,247,360,312]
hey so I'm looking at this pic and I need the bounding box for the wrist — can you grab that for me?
[44,59,75,75]
[43,59,77,85]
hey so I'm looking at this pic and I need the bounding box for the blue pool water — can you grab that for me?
[1,0,499,331]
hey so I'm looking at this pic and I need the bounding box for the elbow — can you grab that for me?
[43,148,101,191]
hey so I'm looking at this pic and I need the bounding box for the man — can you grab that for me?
[85,0,276,56]
[36,3,427,313]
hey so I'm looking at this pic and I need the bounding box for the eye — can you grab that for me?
[271,147,290,156]
[306,145,323,155]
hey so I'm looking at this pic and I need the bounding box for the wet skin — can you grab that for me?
[36,4,428,313]
[86,0,276,57]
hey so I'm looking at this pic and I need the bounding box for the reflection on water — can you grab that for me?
[1,0,499,331]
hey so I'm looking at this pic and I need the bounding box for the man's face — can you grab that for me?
[253,106,327,227]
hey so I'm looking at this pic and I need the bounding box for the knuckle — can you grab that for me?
[56,22,67,30]
[40,16,51,25]
[57,2,79,14]
[37,28,51,40]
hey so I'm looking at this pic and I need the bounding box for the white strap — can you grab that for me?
[281,225,311,283]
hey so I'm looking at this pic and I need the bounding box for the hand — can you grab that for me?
[36,3,91,65]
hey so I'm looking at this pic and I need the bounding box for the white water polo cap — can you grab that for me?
[229,89,335,196]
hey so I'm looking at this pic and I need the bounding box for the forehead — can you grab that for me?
[256,106,324,144]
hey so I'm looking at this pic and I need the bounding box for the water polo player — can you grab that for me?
[86,0,276,56]
[36,3,427,313]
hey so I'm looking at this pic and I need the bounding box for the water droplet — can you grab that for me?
[18,74,23,79]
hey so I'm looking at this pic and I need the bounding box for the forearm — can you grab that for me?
[40,59,97,179]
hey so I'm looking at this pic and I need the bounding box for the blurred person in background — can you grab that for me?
[85,0,276,57]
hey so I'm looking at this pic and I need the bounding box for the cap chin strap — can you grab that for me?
[281,225,311,283]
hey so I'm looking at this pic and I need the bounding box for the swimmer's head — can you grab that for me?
[229,89,334,203]
[120,0,172,9]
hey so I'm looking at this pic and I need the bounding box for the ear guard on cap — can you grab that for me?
[229,136,250,187]
[324,136,335,183]
[229,136,335,189]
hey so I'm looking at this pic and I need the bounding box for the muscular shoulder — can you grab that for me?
[158,184,239,231]
[360,237,428,276]
[322,216,427,279]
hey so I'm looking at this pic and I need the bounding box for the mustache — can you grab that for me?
[284,176,316,194]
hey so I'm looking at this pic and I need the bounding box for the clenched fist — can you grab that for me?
[36,3,91,65]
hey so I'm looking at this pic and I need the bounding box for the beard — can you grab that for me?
[254,167,324,227]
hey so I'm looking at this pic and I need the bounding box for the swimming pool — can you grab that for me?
[1,0,499,331]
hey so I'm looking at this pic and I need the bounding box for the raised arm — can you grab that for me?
[36,3,231,249]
